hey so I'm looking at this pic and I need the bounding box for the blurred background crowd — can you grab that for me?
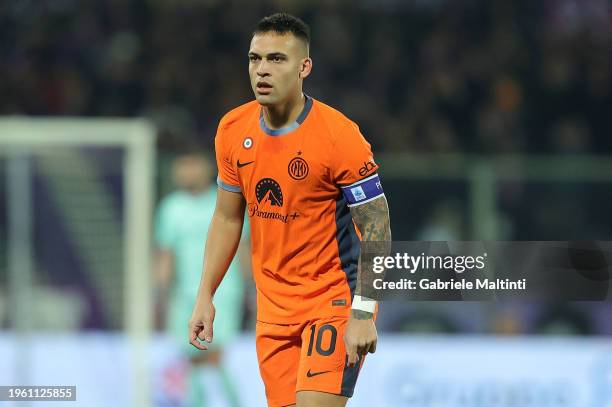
[1,0,610,154]
[1,0,612,336]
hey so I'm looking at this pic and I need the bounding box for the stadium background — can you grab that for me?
[1,0,612,406]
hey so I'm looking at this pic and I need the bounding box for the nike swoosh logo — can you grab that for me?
[306,369,331,378]
[237,160,254,168]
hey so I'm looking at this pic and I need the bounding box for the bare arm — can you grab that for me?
[350,194,392,318]
[197,188,246,300]
[154,249,174,290]
[189,188,246,350]
[153,248,174,327]
[345,194,391,366]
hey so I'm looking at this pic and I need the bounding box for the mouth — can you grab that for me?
[256,81,273,94]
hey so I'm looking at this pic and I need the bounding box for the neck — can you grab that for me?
[262,92,305,130]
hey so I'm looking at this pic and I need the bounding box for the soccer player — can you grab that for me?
[189,13,391,407]
[155,152,246,406]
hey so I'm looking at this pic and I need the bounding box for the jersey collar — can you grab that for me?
[259,94,313,136]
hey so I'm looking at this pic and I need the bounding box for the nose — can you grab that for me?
[256,59,270,77]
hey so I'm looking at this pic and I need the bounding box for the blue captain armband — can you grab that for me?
[341,173,385,207]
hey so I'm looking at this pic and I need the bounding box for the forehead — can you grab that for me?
[249,32,303,55]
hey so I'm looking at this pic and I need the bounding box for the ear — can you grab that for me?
[298,58,313,79]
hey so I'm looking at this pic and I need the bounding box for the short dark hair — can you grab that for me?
[254,13,310,45]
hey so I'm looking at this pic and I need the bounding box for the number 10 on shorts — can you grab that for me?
[307,324,338,356]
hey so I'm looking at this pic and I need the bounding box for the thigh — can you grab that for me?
[296,390,347,407]
[296,316,365,399]
[255,321,303,407]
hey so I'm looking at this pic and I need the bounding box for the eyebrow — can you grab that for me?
[248,52,288,59]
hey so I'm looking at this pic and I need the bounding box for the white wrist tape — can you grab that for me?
[351,295,377,313]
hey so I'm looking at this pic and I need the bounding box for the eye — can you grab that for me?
[271,56,283,63]
[248,55,258,62]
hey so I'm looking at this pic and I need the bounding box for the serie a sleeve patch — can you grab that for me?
[341,173,385,207]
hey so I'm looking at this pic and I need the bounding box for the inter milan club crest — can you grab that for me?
[288,156,309,180]
[243,137,253,149]
[255,178,283,206]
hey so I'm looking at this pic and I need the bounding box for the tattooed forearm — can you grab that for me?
[350,195,391,241]
[350,195,392,304]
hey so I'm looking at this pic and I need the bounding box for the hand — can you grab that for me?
[188,299,215,350]
[343,310,377,368]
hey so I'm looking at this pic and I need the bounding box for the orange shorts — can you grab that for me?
[255,316,366,407]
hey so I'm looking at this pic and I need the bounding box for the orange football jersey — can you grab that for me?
[215,95,380,323]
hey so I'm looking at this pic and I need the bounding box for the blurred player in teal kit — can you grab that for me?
[154,151,248,406]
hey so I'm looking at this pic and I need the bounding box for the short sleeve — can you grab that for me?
[214,120,241,193]
[331,121,379,186]
[154,198,176,250]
